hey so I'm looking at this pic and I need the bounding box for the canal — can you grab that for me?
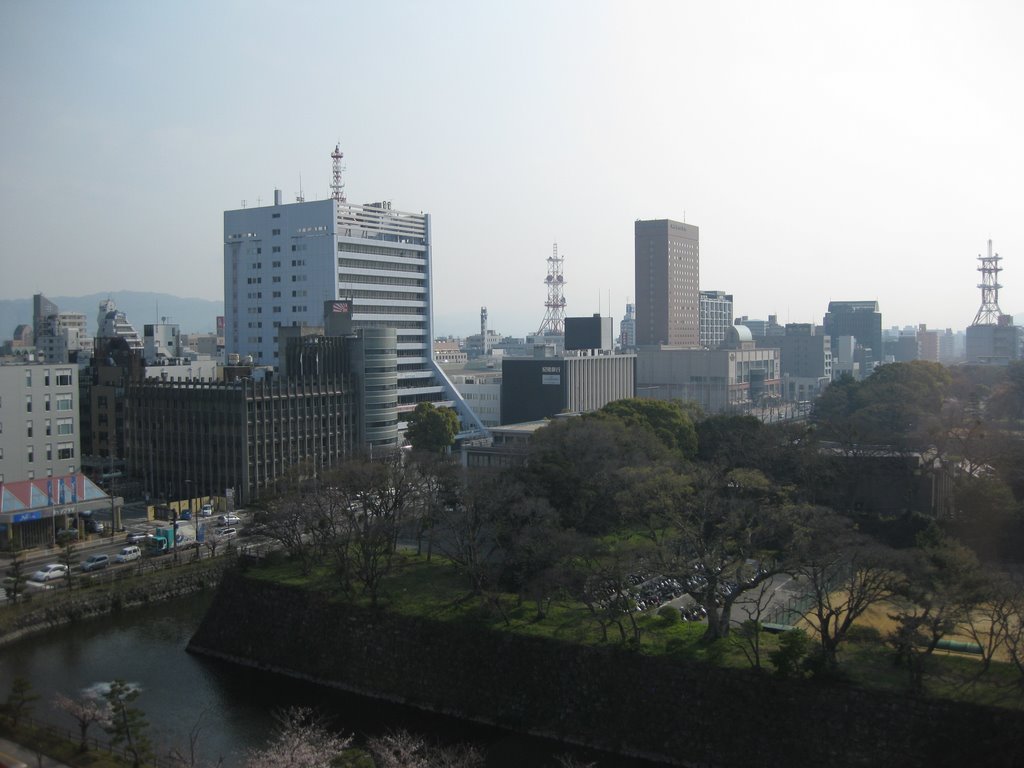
[0,595,665,767]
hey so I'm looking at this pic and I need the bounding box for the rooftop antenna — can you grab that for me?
[296,172,305,203]
[971,238,1003,326]
[331,143,347,203]
[481,306,490,355]
[537,242,567,335]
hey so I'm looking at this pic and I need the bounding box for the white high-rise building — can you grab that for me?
[97,299,143,352]
[0,362,80,483]
[224,188,484,435]
[699,290,733,349]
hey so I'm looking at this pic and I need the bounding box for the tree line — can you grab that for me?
[254,364,1024,695]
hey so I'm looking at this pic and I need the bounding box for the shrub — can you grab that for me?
[846,625,883,644]
[769,629,809,679]
[658,606,679,625]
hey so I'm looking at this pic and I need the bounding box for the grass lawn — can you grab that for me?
[245,549,1024,710]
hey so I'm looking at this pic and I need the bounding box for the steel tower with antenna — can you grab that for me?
[537,242,567,335]
[972,239,1003,326]
[331,143,347,203]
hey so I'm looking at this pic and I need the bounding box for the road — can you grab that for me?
[2,505,253,599]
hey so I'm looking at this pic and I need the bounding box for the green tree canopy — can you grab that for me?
[695,413,764,468]
[986,361,1024,424]
[593,398,698,459]
[813,362,951,449]
[520,415,674,533]
[405,402,460,454]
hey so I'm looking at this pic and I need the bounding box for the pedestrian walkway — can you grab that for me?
[0,736,73,768]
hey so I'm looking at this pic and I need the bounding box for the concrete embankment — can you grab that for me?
[0,560,229,648]
[188,571,1024,768]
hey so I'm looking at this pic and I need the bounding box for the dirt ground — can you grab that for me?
[793,595,1008,662]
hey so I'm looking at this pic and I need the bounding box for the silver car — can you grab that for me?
[81,554,110,572]
[31,563,68,582]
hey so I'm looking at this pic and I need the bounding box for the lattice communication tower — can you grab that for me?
[331,143,347,203]
[972,239,1003,326]
[537,242,567,335]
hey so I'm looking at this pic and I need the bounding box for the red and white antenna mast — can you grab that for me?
[537,242,567,335]
[331,143,347,203]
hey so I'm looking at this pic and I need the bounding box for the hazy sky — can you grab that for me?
[2,1,1023,337]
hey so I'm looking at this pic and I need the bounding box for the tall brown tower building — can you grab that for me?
[634,219,700,347]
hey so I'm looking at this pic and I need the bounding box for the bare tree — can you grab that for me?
[167,709,223,768]
[433,471,499,598]
[367,729,429,768]
[327,454,418,606]
[409,452,462,561]
[565,538,651,644]
[262,494,318,575]
[979,577,1024,702]
[58,536,79,590]
[53,690,112,752]
[4,543,28,603]
[962,574,1020,686]
[555,755,597,768]
[367,729,484,768]
[243,706,351,768]
[886,534,989,693]
[796,515,903,670]
[731,579,777,670]
[639,466,810,642]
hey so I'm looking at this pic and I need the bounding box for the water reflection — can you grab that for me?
[0,596,664,767]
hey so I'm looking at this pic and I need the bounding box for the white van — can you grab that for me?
[115,545,141,563]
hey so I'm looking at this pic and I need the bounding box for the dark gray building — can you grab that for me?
[776,324,832,402]
[966,319,1022,365]
[500,351,635,425]
[565,314,614,352]
[126,300,404,506]
[125,376,358,507]
[822,301,882,370]
[635,219,699,347]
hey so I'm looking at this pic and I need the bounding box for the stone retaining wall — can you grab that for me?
[188,572,1024,767]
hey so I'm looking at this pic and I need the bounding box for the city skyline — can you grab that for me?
[2,2,1023,337]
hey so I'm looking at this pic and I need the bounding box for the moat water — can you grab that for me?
[0,595,666,767]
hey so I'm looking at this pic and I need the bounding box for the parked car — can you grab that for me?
[217,513,241,526]
[178,510,192,521]
[115,545,142,563]
[200,503,214,517]
[81,554,110,572]
[214,527,237,539]
[30,563,68,582]
[86,519,106,534]
[0,749,30,768]
[126,531,149,544]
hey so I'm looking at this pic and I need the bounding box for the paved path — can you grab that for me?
[0,736,73,768]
